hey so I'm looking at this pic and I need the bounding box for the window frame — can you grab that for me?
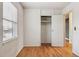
[2,2,17,43]
[3,18,17,42]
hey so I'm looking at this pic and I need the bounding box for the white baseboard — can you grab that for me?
[24,44,41,47]
[16,46,23,57]
[73,50,79,57]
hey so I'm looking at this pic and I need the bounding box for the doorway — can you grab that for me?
[65,14,69,42]
[64,12,72,56]
[65,12,72,44]
[41,16,51,45]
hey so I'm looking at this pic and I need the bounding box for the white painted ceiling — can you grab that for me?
[21,2,70,9]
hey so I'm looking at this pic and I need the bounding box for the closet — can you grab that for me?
[24,9,64,47]
[41,16,51,44]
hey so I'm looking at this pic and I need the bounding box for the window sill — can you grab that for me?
[2,37,17,44]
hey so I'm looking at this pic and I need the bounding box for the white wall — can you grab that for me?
[41,9,52,16]
[40,9,62,16]
[24,9,41,46]
[62,2,79,56]
[0,2,3,56]
[0,2,3,43]
[13,2,24,55]
[0,2,24,57]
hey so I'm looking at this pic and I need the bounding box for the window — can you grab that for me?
[3,2,17,42]
[3,18,17,41]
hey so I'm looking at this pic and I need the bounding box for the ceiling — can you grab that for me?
[21,2,70,9]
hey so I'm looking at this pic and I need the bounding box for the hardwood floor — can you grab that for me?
[17,41,73,57]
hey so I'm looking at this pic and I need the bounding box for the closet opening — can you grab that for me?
[41,16,52,46]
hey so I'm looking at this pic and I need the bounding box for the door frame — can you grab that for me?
[64,11,72,44]
[41,16,52,44]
